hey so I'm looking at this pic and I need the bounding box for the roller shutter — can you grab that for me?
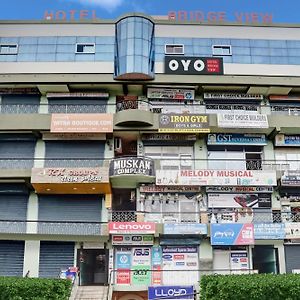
[285,245,300,273]
[39,241,74,278]
[0,241,24,276]
[44,141,105,168]
[1,94,40,113]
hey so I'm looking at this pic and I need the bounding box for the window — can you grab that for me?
[75,43,95,54]
[165,44,184,55]
[212,45,232,56]
[0,44,18,55]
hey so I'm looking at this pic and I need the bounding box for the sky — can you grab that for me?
[0,0,299,24]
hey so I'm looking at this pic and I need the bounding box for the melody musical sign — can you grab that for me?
[156,169,277,186]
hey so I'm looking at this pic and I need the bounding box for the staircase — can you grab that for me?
[72,286,109,300]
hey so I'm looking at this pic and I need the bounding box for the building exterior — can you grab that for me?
[1,14,300,300]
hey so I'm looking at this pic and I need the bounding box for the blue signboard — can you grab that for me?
[207,133,267,145]
[211,223,254,246]
[148,285,194,300]
[152,246,162,266]
[164,223,207,235]
[254,223,285,239]
[116,253,131,269]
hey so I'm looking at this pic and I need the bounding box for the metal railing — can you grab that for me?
[1,101,300,116]
[0,220,105,236]
[108,211,300,224]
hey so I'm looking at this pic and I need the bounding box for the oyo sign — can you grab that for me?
[165,56,223,75]
[108,222,156,234]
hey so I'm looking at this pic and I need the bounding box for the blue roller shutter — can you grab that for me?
[39,241,74,278]
[44,141,105,167]
[0,240,24,276]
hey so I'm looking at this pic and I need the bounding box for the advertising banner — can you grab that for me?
[132,266,151,285]
[165,56,223,75]
[208,193,271,208]
[164,223,207,235]
[140,184,201,193]
[206,186,273,193]
[115,250,131,285]
[147,87,195,100]
[31,167,109,184]
[112,235,154,245]
[211,223,254,245]
[254,223,285,239]
[152,246,162,285]
[132,247,151,285]
[141,133,196,142]
[158,114,210,133]
[275,134,300,147]
[217,113,269,128]
[285,223,300,239]
[148,285,194,300]
[230,252,249,270]
[116,253,131,269]
[204,93,263,101]
[108,222,156,234]
[109,157,155,176]
[156,170,277,186]
[116,269,131,285]
[281,171,300,186]
[50,113,113,133]
[207,133,267,146]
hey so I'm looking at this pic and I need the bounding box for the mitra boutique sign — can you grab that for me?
[109,157,155,176]
[217,113,268,128]
[51,114,113,133]
[156,169,277,186]
[165,56,223,75]
[159,114,210,133]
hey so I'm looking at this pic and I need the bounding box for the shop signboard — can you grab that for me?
[152,246,162,285]
[51,113,113,133]
[112,235,154,245]
[132,247,151,285]
[207,133,267,146]
[148,285,194,300]
[147,87,195,100]
[208,193,271,208]
[254,223,285,239]
[164,223,207,235]
[140,184,201,193]
[109,157,155,176]
[275,134,300,147]
[116,253,131,269]
[158,114,210,133]
[165,56,223,75]
[141,133,196,142]
[116,95,138,112]
[42,132,106,140]
[285,223,300,239]
[217,113,269,128]
[230,252,249,270]
[206,186,273,193]
[115,251,131,285]
[156,170,277,186]
[204,93,263,101]
[108,222,156,234]
[211,223,254,245]
[281,171,300,186]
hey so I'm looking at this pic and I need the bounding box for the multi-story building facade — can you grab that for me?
[1,14,300,300]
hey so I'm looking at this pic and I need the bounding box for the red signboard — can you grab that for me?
[108,222,156,234]
[116,269,130,285]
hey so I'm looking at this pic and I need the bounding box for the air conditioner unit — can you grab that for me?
[114,137,122,154]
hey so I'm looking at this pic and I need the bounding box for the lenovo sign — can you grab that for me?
[165,56,223,75]
[108,222,156,234]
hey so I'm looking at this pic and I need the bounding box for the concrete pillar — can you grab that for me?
[34,139,45,168]
[39,95,48,114]
[26,192,38,234]
[23,240,40,277]
[194,138,207,169]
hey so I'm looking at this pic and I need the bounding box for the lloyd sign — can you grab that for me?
[148,286,194,300]
[165,56,223,75]
[108,222,155,234]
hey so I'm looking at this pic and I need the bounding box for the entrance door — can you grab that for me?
[252,246,278,273]
[77,249,108,285]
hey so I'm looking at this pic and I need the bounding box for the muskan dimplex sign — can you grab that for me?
[156,170,277,186]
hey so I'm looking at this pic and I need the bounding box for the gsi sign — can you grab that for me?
[165,56,223,75]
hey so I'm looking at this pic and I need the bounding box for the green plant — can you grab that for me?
[200,273,300,300]
[0,277,72,300]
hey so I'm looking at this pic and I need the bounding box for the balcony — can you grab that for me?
[0,220,107,236]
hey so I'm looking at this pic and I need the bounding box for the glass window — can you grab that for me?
[75,43,95,54]
[0,44,18,55]
[212,45,232,56]
[165,44,184,55]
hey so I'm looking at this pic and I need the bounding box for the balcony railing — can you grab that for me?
[0,101,300,116]
[108,211,300,224]
[0,220,105,236]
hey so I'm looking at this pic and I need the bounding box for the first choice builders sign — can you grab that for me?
[165,56,223,75]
